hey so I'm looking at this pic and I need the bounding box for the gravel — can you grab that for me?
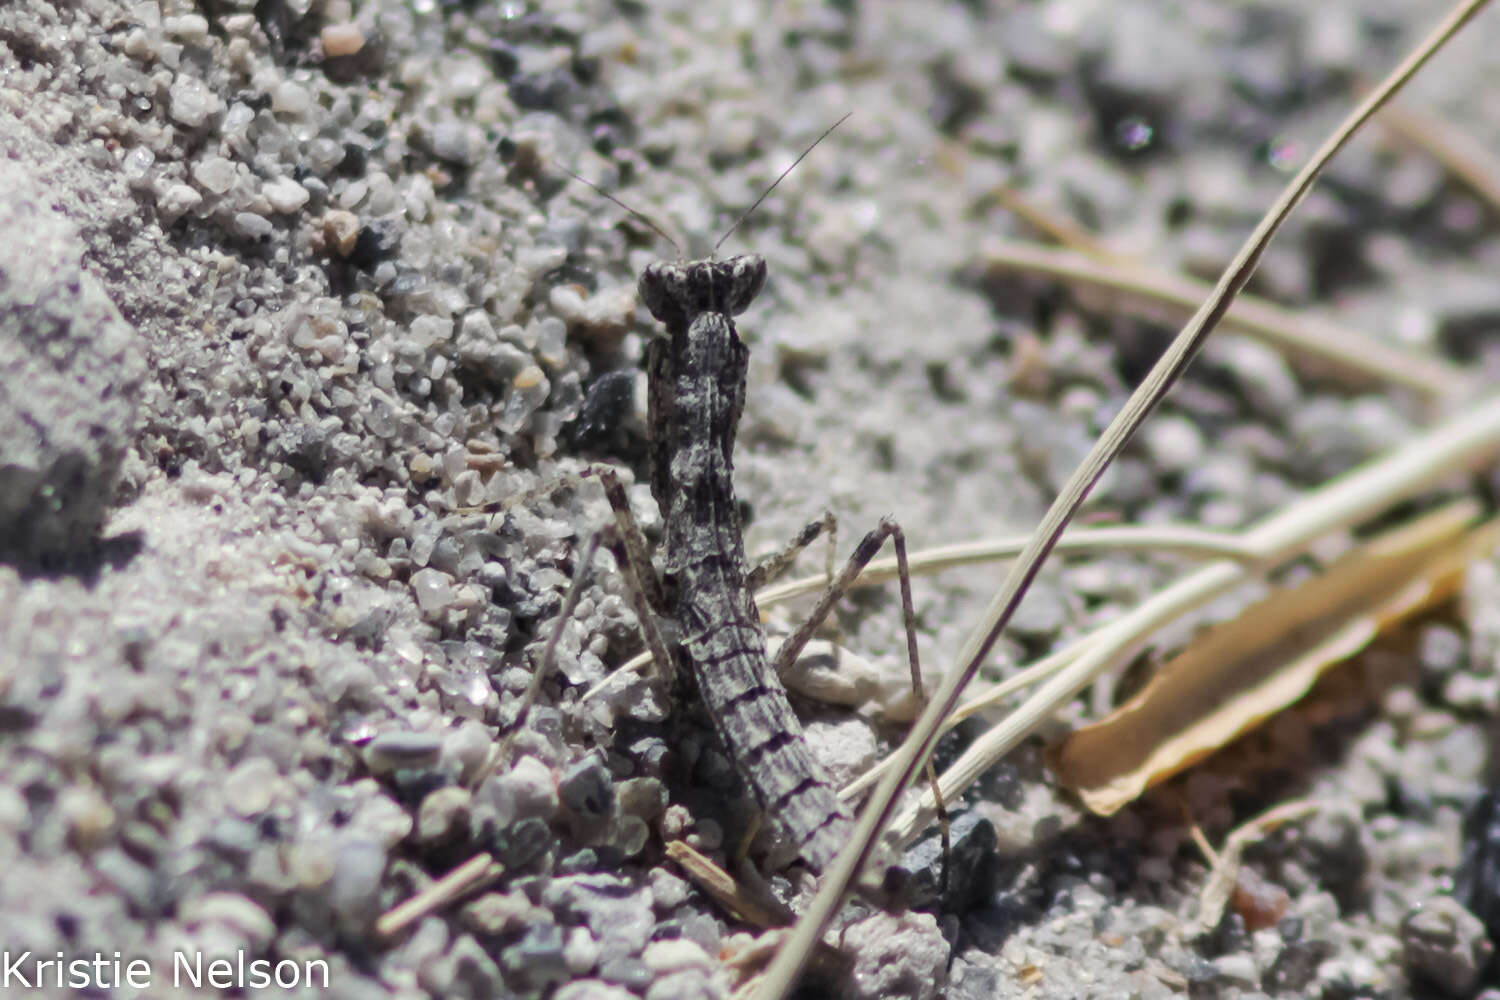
[5,0,1500,997]
[0,155,144,572]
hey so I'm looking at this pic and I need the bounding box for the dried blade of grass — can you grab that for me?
[1049,502,1487,815]
[981,239,1475,400]
[374,852,505,939]
[1190,799,1327,935]
[751,5,1493,996]
[581,524,1253,704]
[665,841,793,928]
[755,523,1255,604]
[990,182,1118,259]
[894,393,1500,845]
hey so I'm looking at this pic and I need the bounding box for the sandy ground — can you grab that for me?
[6,0,1500,997]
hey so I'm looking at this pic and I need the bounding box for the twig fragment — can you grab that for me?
[665,841,794,928]
[375,852,505,940]
[981,239,1475,401]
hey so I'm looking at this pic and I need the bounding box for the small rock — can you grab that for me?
[427,123,473,165]
[478,756,557,827]
[157,182,202,218]
[397,918,450,985]
[898,810,998,912]
[617,777,667,822]
[1012,582,1071,641]
[321,22,366,57]
[192,156,237,194]
[947,961,1003,1000]
[642,938,713,975]
[168,74,223,127]
[443,721,495,785]
[611,815,650,858]
[597,957,652,991]
[670,913,722,958]
[659,804,692,842]
[558,981,635,1000]
[205,816,260,857]
[351,791,415,847]
[411,567,456,614]
[1264,935,1334,993]
[180,893,276,950]
[549,283,636,334]
[323,210,361,256]
[264,176,310,214]
[566,369,639,450]
[841,909,948,1000]
[164,13,209,41]
[287,838,335,890]
[1444,671,1500,714]
[1299,809,1368,908]
[59,785,115,850]
[1402,896,1493,997]
[560,755,615,819]
[1420,625,1468,678]
[430,934,502,999]
[271,80,311,116]
[802,718,878,786]
[493,817,552,869]
[461,891,535,937]
[1213,338,1300,415]
[564,926,600,975]
[232,212,273,240]
[1143,414,1206,474]
[365,730,443,773]
[646,970,722,1000]
[558,848,599,874]
[687,817,723,852]
[1212,952,1259,989]
[224,757,279,816]
[93,848,160,915]
[329,838,386,922]
[416,787,472,846]
[502,922,569,992]
[546,874,654,958]
[777,638,879,707]
[649,868,691,911]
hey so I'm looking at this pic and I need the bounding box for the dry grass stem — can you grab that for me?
[990,183,1117,259]
[374,852,505,940]
[581,523,1254,705]
[981,239,1476,400]
[664,841,793,928]
[1190,800,1328,934]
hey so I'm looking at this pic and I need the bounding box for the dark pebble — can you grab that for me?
[566,370,638,453]
[1263,937,1334,993]
[1457,791,1500,941]
[501,922,568,992]
[348,219,402,271]
[898,809,998,912]
[597,956,652,991]
[560,754,615,818]
[494,816,552,868]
